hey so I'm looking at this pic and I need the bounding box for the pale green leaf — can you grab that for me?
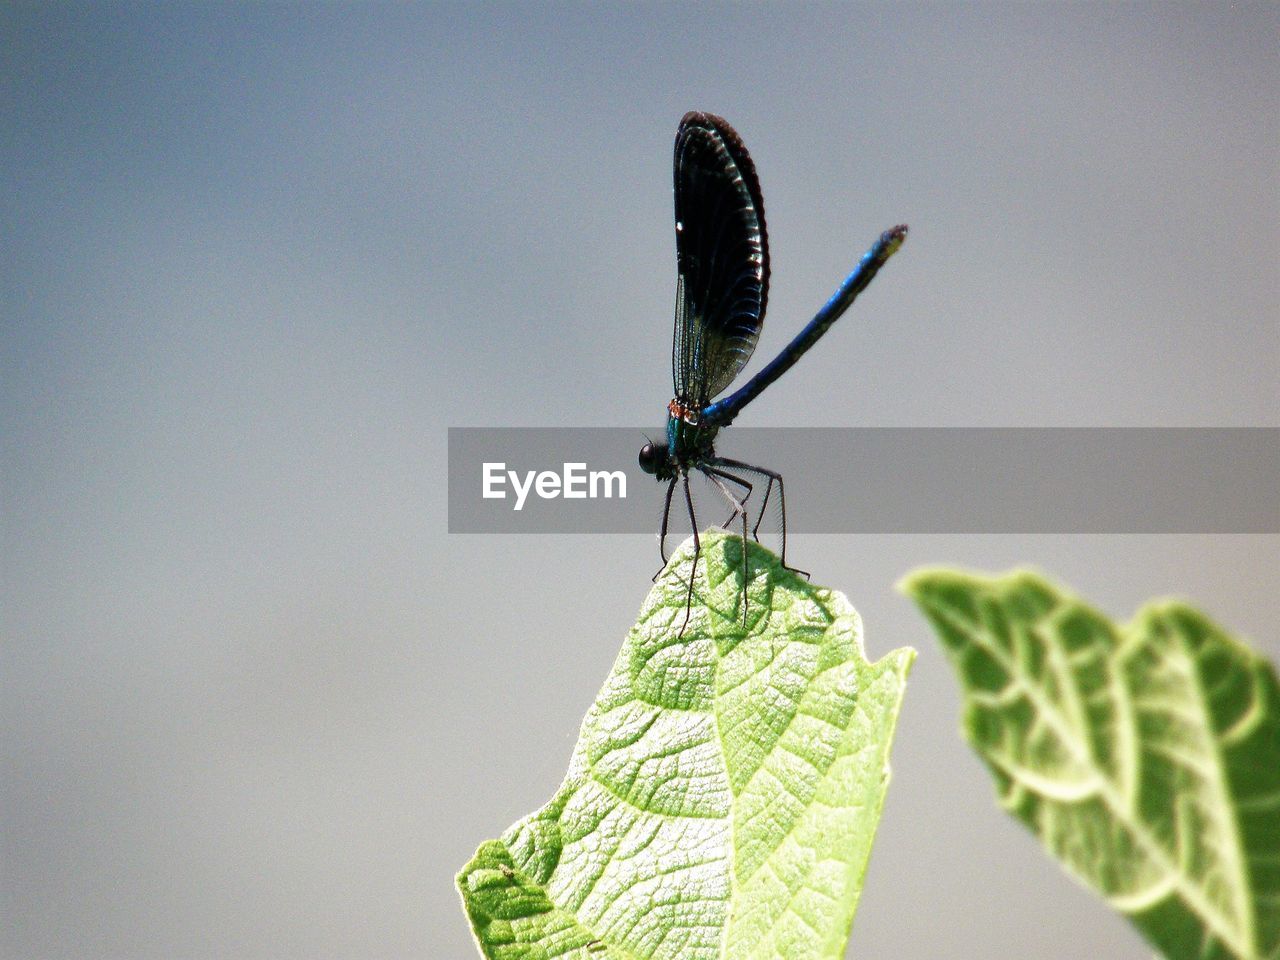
[458,532,913,960]
[901,568,1280,960]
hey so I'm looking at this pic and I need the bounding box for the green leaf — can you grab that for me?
[901,568,1280,960]
[457,531,913,960]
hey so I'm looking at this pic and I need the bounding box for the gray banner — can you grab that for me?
[447,428,1279,534]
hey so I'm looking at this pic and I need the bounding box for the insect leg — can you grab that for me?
[678,473,700,637]
[708,456,808,579]
[653,476,677,582]
[752,475,775,541]
[711,468,752,528]
[703,466,752,626]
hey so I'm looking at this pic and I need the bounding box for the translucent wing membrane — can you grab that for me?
[671,112,770,407]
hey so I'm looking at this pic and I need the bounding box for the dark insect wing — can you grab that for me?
[671,112,769,407]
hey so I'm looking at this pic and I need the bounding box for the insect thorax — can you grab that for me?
[666,400,718,465]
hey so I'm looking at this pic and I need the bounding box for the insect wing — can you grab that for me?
[671,112,769,407]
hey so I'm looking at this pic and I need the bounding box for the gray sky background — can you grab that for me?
[3,4,1277,959]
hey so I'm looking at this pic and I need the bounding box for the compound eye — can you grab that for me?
[638,442,662,475]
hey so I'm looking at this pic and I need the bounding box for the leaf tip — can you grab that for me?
[895,567,942,599]
[881,643,917,678]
